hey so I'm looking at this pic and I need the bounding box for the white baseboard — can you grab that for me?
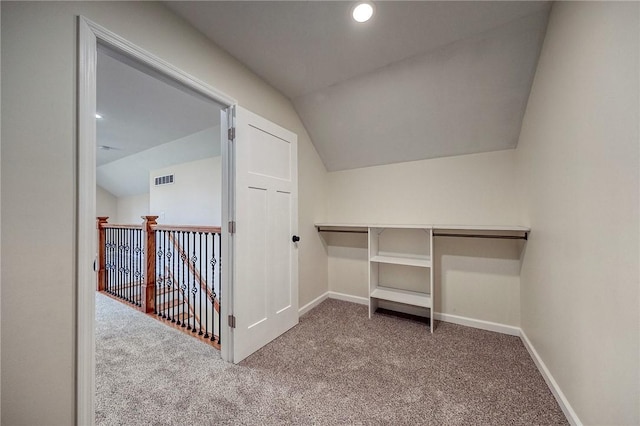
[520,330,582,426]
[433,312,521,336]
[299,292,329,316]
[328,291,368,305]
[298,291,368,316]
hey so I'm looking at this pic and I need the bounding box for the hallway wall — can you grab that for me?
[1,2,328,424]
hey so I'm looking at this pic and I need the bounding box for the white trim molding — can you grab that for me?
[433,312,521,336]
[520,330,582,426]
[299,292,329,316]
[298,291,368,317]
[76,16,236,426]
[83,19,236,108]
[328,291,369,305]
[76,17,98,426]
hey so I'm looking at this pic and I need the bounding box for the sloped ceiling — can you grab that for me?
[166,1,550,171]
[97,127,221,197]
[96,46,223,196]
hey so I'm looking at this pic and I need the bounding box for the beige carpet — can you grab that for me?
[96,293,567,425]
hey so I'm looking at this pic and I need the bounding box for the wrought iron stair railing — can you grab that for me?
[97,216,221,348]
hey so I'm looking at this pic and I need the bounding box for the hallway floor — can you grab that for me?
[96,293,566,425]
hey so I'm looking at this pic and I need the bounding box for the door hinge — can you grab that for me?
[228,221,236,234]
[228,315,236,328]
[228,127,235,141]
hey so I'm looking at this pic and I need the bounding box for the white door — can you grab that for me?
[231,106,299,363]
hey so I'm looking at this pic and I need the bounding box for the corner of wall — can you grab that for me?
[514,2,639,424]
[291,109,331,307]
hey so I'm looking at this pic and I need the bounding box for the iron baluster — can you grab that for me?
[158,231,164,318]
[204,234,209,339]
[163,230,168,319]
[106,229,110,294]
[198,232,204,336]
[125,228,129,300]
[121,227,125,300]
[111,228,115,294]
[128,228,132,304]
[218,232,222,344]
[191,232,197,333]
[115,228,119,297]
[171,231,177,323]
[106,228,110,294]
[163,230,168,320]
[166,230,173,322]
[181,231,187,328]
[183,231,191,331]
[117,228,122,299]
[161,231,165,319]
[210,233,218,342]
[176,232,182,326]
[136,229,142,306]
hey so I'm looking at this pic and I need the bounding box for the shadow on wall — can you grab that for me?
[323,232,368,250]
[433,237,526,326]
[321,230,527,328]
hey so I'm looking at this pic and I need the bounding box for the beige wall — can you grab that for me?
[149,157,221,226]
[96,185,117,219]
[0,2,328,424]
[516,2,639,424]
[324,150,523,326]
[327,150,520,225]
[116,193,149,225]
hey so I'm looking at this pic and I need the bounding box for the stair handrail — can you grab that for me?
[155,224,221,233]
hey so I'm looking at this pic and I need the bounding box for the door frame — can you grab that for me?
[77,17,236,425]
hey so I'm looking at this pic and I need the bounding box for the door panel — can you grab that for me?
[248,126,292,180]
[272,190,292,313]
[233,106,298,363]
[245,186,268,329]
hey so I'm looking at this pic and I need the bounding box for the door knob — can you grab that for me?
[292,235,300,243]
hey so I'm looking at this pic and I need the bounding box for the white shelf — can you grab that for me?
[368,226,434,333]
[370,286,432,308]
[370,254,431,268]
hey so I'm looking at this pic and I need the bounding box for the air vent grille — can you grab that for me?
[154,174,174,186]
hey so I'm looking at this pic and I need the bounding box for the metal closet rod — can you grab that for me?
[316,228,368,234]
[316,228,528,240]
[433,232,528,240]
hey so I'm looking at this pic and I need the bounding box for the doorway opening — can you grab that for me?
[77,17,236,425]
[78,17,300,425]
[95,43,226,347]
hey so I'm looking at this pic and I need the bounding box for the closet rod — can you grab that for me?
[316,228,368,234]
[433,232,528,240]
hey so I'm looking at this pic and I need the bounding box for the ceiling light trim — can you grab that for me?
[352,2,375,23]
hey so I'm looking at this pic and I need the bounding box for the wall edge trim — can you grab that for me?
[520,329,582,426]
[299,292,329,316]
[433,312,520,336]
[328,291,369,305]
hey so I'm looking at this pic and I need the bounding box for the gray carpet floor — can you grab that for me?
[96,293,567,425]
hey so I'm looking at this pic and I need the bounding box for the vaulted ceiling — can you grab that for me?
[166,1,551,171]
[96,46,223,197]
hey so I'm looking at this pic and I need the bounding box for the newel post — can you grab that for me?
[96,217,109,292]
[142,216,159,313]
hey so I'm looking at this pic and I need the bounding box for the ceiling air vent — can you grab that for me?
[154,174,174,186]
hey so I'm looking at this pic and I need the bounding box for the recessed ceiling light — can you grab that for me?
[95,113,103,119]
[352,2,374,23]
